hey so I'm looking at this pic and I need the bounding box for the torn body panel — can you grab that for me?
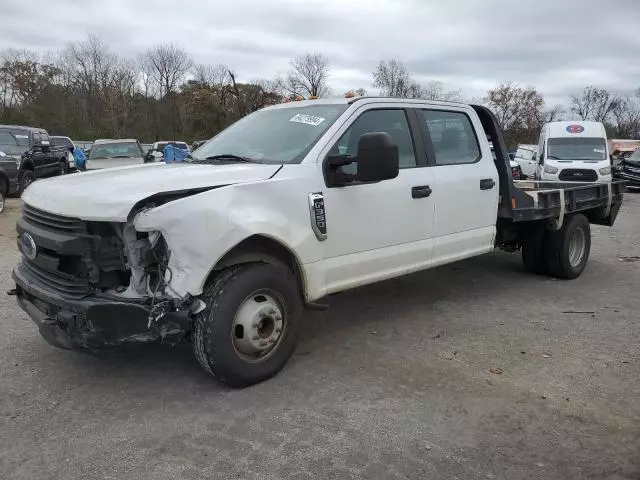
[133,165,325,299]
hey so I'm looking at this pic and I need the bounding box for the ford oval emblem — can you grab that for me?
[566,124,585,134]
[19,233,37,261]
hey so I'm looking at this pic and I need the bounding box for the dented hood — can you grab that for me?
[22,162,281,221]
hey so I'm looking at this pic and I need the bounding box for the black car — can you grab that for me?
[613,148,640,189]
[0,125,69,195]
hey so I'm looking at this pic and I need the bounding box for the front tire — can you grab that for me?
[193,263,303,387]
[544,214,591,279]
[18,170,35,195]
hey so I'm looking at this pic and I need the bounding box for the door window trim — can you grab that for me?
[320,106,428,188]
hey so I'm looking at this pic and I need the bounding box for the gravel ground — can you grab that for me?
[1,195,639,480]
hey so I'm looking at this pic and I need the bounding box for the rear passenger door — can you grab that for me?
[30,133,48,177]
[415,107,499,266]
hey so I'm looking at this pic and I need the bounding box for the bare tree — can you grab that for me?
[612,91,640,138]
[284,53,330,98]
[570,86,620,122]
[372,59,420,98]
[141,43,193,97]
[344,88,367,98]
[193,63,230,87]
[486,81,544,130]
[486,81,545,147]
[544,104,565,123]
[422,80,462,102]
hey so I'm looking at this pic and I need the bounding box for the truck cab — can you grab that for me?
[0,125,68,194]
[11,98,623,388]
[536,121,611,183]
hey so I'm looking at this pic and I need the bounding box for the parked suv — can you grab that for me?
[0,125,68,195]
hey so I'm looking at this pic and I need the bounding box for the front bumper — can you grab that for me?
[616,171,640,187]
[13,263,191,350]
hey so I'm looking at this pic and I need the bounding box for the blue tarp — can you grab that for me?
[72,147,86,170]
[163,144,189,163]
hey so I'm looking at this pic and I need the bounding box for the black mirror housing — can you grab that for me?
[356,132,399,183]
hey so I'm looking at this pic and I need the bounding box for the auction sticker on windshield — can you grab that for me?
[290,114,325,126]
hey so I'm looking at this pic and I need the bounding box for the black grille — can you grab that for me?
[22,205,87,235]
[558,169,598,182]
[22,260,91,298]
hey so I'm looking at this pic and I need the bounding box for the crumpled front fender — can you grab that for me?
[133,179,321,298]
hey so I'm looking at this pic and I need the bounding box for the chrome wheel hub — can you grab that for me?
[232,292,285,361]
[568,227,586,268]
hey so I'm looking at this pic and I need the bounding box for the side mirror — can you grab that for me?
[538,153,544,164]
[151,151,163,159]
[532,153,537,162]
[355,132,399,183]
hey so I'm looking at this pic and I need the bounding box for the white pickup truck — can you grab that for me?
[12,98,624,387]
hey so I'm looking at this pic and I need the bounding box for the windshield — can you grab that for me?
[627,149,640,162]
[547,137,606,161]
[89,142,142,159]
[189,104,348,164]
[0,129,30,155]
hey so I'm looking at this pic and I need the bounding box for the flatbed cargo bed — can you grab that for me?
[506,180,624,224]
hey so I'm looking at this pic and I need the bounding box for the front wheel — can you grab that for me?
[193,263,303,387]
[18,170,35,195]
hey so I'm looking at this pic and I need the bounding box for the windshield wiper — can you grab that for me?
[192,154,260,164]
[113,155,135,158]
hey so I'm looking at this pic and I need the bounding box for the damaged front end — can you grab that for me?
[12,201,204,350]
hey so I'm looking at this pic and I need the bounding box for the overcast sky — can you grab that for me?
[3,0,640,107]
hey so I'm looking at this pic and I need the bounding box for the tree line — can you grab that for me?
[2,35,639,148]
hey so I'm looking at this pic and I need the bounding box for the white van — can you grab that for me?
[536,121,611,182]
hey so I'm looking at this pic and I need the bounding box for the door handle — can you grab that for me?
[411,185,432,198]
[480,179,495,190]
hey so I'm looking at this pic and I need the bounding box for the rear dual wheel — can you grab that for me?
[521,214,591,279]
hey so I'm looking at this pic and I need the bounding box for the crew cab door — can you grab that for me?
[39,133,60,175]
[414,107,499,266]
[317,104,436,294]
[29,132,49,176]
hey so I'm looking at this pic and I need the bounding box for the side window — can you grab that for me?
[420,110,481,165]
[330,109,417,172]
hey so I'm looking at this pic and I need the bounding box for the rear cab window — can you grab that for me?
[51,137,73,149]
[419,110,481,165]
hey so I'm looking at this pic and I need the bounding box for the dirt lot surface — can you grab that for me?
[1,195,639,480]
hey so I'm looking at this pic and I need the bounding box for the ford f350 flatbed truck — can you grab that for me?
[11,98,624,387]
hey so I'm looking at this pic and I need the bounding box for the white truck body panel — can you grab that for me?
[21,98,500,302]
